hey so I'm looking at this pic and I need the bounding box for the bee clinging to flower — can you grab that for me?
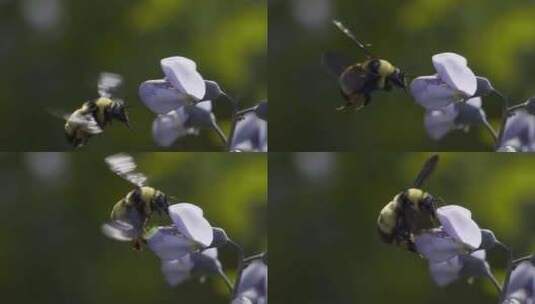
[377,155,441,252]
[323,20,408,111]
[101,153,171,250]
[61,72,130,148]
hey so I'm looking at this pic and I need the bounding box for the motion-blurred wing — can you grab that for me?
[105,153,147,187]
[98,72,123,98]
[69,112,103,135]
[322,51,352,78]
[412,154,439,188]
[101,221,136,241]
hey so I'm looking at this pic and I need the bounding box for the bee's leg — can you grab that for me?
[133,238,142,251]
[383,79,393,92]
[363,94,372,107]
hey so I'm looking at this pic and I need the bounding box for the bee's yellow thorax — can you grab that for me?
[406,188,425,205]
[140,187,156,203]
[377,59,395,77]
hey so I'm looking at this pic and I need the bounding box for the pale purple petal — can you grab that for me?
[236,261,268,301]
[500,111,535,152]
[410,75,459,110]
[466,97,482,108]
[152,109,193,147]
[429,256,463,286]
[230,113,268,152]
[505,262,535,300]
[437,205,481,249]
[161,56,206,100]
[169,203,213,247]
[161,256,194,286]
[424,104,459,140]
[196,100,213,112]
[415,230,465,263]
[139,79,190,114]
[146,226,195,260]
[432,53,477,96]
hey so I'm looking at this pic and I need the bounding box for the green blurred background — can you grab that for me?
[270,152,535,303]
[270,0,535,151]
[0,0,266,151]
[0,152,266,303]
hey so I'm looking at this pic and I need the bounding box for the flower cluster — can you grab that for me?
[139,56,267,151]
[103,200,267,303]
[414,205,490,286]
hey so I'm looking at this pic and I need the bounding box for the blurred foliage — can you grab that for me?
[0,0,266,150]
[270,152,535,303]
[0,152,266,303]
[270,0,535,151]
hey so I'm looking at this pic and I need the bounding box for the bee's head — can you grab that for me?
[153,192,169,216]
[388,68,408,89]
[404,188,437,217]
[110,100,131,128]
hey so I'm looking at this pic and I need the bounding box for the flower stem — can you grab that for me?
[494,89,510,148]
[486,271,503,294]
[482,118,498,145]
[217,268,234,295]
[210,120,228,147]
[512,255,534,265]
[222,93,240,151]
[497,241,514,303]
[228,239,245,298]
[243,252,266,264]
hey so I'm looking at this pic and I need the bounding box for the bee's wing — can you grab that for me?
[98,72,123,98]
[412,154,439,188]
[101,220,136,241]
[69,112,103,135]
[105,153,147,187]
[322,51,352,78]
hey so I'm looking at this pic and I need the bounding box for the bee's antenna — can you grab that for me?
[332,20,374,58]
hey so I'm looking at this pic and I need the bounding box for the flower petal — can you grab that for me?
[437,205,481,249]
[415,230,466,263]
[152,109,195,147]
[230,113,268,152]
[146,226,195,260]
[500,111,535,152]
[505,262,535,298]
[432,53,477,96]
[139,79,190,114]
[424,104,459,140]
[161,256,194,286]
[161,56,206,100]
[410,75,459,110]
[428,256,463,286]
[236,261,268,302]
[169,203,213,247]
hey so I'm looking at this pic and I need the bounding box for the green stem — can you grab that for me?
[217,268,234,295]
[486,271,503,294]
[210,120,228,147]
[222,93,240,151]
[494,89,510,148]
[482,118,498,145]
[228,239,245,298]
[243,252,266,264]
[497,242,514,303]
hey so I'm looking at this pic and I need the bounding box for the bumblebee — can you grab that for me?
[102,153,170,250]
[377,155,440,251]
[63,72,130,147]
[323,20,407,111]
